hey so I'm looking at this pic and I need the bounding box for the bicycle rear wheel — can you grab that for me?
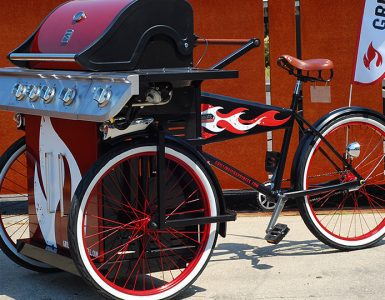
[68,142,219,299]
[0,137,54,271]
[297,113,385,250]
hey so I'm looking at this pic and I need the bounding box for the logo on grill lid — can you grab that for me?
[61,29,74,45]
[73,11,87,24]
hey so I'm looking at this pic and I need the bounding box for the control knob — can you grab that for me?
[40,86,56,103]
[93,88,112,107]
[60,88,76,106]
[12,83,27,101]
[28,85,41,102]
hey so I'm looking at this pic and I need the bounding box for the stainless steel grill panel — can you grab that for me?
[0,68,139,122]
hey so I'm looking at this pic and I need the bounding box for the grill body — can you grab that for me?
[0,0,238,285]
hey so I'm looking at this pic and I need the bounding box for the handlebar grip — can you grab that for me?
[210,38,261,70]
[197,38,260,46]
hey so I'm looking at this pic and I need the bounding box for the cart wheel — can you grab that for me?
[0,137,54,272]
[69,143,219,300]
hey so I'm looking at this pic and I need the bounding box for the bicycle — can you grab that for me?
[1,38,385,299]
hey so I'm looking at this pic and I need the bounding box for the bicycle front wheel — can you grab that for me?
[68,143,219,300]
[297,113,385,250]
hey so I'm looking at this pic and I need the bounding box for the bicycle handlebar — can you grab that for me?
[209,38,260,70]
[196,38,257,45]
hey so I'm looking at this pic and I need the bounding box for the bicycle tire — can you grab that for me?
[297,113,385,250]
[0,137,55,272]
[68,142,219,300]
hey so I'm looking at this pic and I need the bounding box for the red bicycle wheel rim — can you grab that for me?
[80,151,212,296]
[306,121,385,242]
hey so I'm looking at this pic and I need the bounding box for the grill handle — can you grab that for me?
[9,53,76,62]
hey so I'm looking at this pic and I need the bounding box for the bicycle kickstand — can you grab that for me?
[264,194,290,244]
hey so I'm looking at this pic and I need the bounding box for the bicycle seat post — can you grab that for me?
[291,79,303,111]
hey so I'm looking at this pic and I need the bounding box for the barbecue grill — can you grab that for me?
[0,0,246,298]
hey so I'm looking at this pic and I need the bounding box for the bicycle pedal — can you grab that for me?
[264,223,290,244]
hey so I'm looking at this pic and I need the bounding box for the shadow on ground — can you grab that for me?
[3,237,385,300]
[0,257,103,300]
[210,237,337,270]
[178,237,346,299]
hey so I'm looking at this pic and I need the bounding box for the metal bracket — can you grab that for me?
[58,153,68,217]
[156,127,166,230]
[44,152,56,214]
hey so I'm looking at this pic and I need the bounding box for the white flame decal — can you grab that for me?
[201,105,290,137]
[202,106,258,133]
[34,117,82,248]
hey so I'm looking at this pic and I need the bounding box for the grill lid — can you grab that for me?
[9,0,194,71]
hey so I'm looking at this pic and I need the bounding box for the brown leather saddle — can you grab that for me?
[278,54,334,82]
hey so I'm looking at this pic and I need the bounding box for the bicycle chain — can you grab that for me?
[279,171,345,202]
[281,170,342,183]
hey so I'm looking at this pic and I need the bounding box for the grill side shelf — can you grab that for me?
[134,68,239,82]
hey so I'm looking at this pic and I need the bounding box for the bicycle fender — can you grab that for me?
[309,106,385,131]
[291,106,385,191]
[165,135,228,237]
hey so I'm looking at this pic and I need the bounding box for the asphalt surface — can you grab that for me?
[1,214,385,300]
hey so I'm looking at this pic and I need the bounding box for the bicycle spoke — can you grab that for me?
[75,146,216,297]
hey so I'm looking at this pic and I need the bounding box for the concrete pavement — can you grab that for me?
[1,215,385,299]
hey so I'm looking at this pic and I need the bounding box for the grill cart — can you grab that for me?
[4,0,385,298]
[0,0,252,299]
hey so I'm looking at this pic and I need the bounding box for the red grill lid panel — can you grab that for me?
[31,0,133,54]
[9,0,194,71]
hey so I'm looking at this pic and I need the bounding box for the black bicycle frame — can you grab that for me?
[153,38,363,230]
[156,81,363,231]
[193,80,363,203]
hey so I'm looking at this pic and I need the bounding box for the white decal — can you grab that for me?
[34,117,82,248]
[201,105,290,136]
